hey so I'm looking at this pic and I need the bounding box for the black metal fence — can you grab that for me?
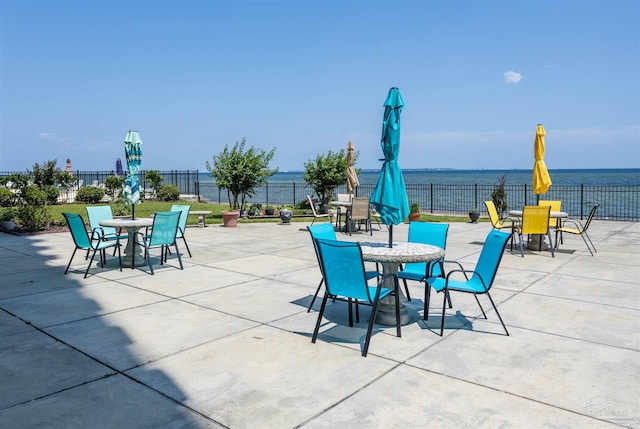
[200,181,639,221]
[2,170,638,221]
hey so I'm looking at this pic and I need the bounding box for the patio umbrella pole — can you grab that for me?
[389,225,393,248]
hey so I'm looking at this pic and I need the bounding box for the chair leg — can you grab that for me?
[402,278,412,301]
[84,248,99,278]
[65,248,79,275]
[548,231,554,257]
[308,278,324,312]
[474,294,487,319]
[582,232,596,255]
[173,243,183,270]
[519,233,525,257]
[363,297,380,357]
[146,246,154,275]
[393,276,401,338]
[312,293,330,344]
[440,289,449,336]
[424,283,431,320]
[181,237,192,258]
[486,292,509,336]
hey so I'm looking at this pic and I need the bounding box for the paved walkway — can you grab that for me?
[1,219,638,428]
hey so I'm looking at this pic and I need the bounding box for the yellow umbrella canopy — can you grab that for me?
[346,141,359,194]
[532,124,552,195]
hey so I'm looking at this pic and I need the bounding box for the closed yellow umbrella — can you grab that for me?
[532,124,552,195]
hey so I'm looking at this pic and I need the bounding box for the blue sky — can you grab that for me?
[1,0,639,173]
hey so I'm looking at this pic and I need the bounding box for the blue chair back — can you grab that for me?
[406,222,449,275]
[170,205,190,238]
[86,205,118,237]
[63,213,91,249]
[149,211,181,247]
[314,238,373,302]
[308,223,337,241]
[471,230,511,290]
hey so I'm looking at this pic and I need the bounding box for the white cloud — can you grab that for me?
[37,132,56,139]
[504,70,522,84]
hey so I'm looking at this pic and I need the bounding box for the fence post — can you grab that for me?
[429,184,433,213]
[580,184,584,219]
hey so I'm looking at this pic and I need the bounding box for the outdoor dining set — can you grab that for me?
[62,204,192,278]
[305,198,600,357]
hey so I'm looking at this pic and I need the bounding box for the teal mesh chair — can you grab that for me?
[425,230,511,336]
[140,211,183,275]
[307,223,380,312]
[312,238,401,357]
[397,222,449,305]
[63,213,122,278]
[86,205,127,255]
[170,204,192,257]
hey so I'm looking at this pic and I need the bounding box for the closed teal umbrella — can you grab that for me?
[370,87,409,247]
[123,130,143,219]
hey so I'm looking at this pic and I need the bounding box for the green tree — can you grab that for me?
[303,149,348,206]
[30,160,60,188]
[145,170,164,198]
[104,175,126,199]
[206,138,278,211]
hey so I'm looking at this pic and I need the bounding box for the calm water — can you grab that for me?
[199,168,640,186]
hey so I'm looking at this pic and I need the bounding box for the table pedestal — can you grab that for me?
[122,226,146,268]
[375,262,411,326]
[527,234,549,251]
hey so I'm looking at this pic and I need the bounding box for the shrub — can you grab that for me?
[22,185,47,206]
[303,150,349,206]
[156,184,180,201]
[0,187,15,207]
[76,186,105,204]
[491,175,508,217]
[0,207,15,222]
[110,197,130,216]
[42,185,60,205]
[17,205,47,232]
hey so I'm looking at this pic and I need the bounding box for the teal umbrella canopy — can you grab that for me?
[370,87,409,247]
[123,130,143,218]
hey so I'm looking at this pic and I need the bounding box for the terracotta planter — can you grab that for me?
[222,211,240,227]
[408,212,421,222]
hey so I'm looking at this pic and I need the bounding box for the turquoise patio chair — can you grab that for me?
[312,238,401,357]
[425,230,511,336]
[63,213,122,278]
[307,223,380,313]
[397,222,449,306]
[140,211,183,275]
[170,204,192,257]
[86,205,127,255]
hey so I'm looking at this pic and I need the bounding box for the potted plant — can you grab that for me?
[0,207,16,230]
[206,138,278,225]
[469,207,480,223]
[491,174,508,219]
[222,210,240,227]
[279,205,293,224]
[264,205,275,216]
[248,203,262,217]
[409,203,421,222]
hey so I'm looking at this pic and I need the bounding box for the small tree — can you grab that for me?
[104,175,126,200]
[206,138,278,211]
[491,174,508,218]
[303,149,348,206]
[145,170,164,198]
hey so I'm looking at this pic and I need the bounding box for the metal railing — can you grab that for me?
[2,170,638,221]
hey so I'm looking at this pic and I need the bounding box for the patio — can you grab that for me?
[0,219,638,428]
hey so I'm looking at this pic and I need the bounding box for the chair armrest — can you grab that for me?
[91,227,105,240]
[445,269,489,291]
[559,219,584,230]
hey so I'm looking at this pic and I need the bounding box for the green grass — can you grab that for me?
[46,201,479,226]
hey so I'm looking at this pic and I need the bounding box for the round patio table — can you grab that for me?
[99,218,153,268]
[359,242,444,326]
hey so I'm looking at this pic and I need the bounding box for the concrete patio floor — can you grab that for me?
[1,219,638,428]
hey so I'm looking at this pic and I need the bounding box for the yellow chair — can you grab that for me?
[538,200,562,228]
[555,204,599,256]
[517,205,554,257]
[484,200,518,249]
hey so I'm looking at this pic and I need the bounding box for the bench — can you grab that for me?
[189,211,212,227]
